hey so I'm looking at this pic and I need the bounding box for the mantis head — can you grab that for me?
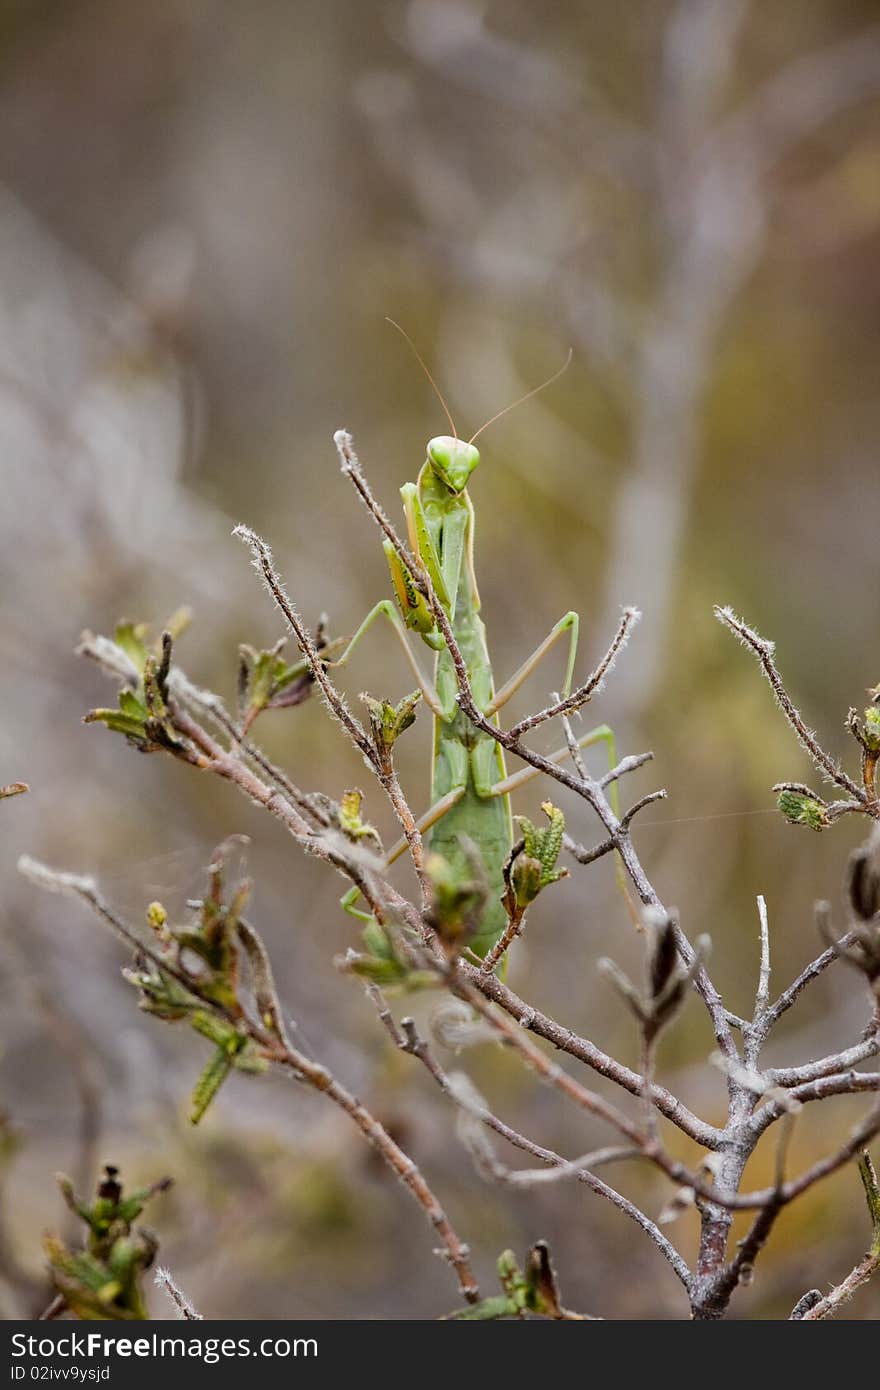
[426,436,480,494]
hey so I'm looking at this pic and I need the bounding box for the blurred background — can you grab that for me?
[2,0,880,1320]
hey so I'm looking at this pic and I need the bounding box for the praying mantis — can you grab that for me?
[332,334,619,964]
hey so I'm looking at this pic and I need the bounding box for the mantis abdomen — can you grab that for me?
[428,673,512,958]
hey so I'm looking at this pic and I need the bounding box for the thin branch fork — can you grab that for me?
[678,1105,880,1215]
[450,969,655,1150]
[366,996,692,1291]
[462,959,720,1149]
[750,1072,880,1144]
[450,966,765,1208]
[764,1032,880,1091]
[458,961,880,1215]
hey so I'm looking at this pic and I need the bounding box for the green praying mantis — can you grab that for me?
[330,329,620,965]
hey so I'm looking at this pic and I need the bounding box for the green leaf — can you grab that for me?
[189,1010,243,1050]
[338,789,382,848]
[511,803,568,906]
[113,621,150,674]
[187,1019,264,1121]
[362,919,395,961]
[362,690,421,752]
[863,704,880,753]
[189,1045,235,1125]
[448,1294,517,1321]
[776,787,829,831]
[123,962,199,1022]
[231,1039,269,1075]
[240,641,313,720]
[83,708,150,744]
[346,920,408,984]
[342,920,434,989]
[118,690,148,721]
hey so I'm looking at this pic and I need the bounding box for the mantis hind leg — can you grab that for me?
[383,786,467,869]
[487,610,579,714]
[485,723,639,926]
[340,785,467,921]
[341,886,375,923]
[480,616,631,899]
[486,723,616,798]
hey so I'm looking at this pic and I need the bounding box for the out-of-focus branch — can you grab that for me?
[17,858,480,1306]
[715,608,868,805]
[712,22,880,179]
[367,998,693,1290]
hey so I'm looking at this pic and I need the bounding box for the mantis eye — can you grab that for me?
[426,436,480,493]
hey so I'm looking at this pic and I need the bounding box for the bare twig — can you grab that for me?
[751,1073,880,1143]
[753,895,771,1023]
[714,608,866,804]
[154,1266,203,1320]
[507,607,641,738]
[462,961,720,1148]
[765,1030,880,1090]
[764,927,862,1030]
[368,1007,692,1290]
[234,525,377,765]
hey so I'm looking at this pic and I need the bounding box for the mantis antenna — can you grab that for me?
[468,348,573,445]
[385,317,459,440]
